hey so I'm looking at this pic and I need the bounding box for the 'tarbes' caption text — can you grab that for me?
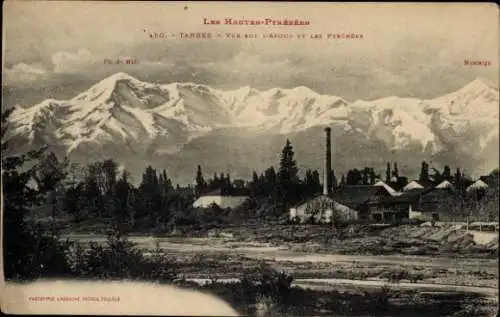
[144,31,364,40]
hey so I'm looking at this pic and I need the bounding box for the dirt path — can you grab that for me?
[294,278,498,297]
[183,277,498,299]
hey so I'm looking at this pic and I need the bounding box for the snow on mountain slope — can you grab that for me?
[426,78,498,118]
[222,85,349,133]
[424,78,499,153]
[8,73,233,155]
[7,73,499,165]
[347,97,437,152]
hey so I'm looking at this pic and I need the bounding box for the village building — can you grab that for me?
[386,176,409,192]
[402,180,424,191]
[332,185,397,222]
[402,179,435,192]
[435,180,454,190]
[415,182,457,220]
[390,188,431,221]
[289,195,358,224]
[466,179,490,199]
[380,181,455,222]
[373,180,399,196]
[289,127,359,224]
[192,188,250,209]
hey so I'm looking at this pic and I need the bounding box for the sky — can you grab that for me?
[2,2,498,108]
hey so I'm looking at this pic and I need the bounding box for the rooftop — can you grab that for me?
[331,185,391,207]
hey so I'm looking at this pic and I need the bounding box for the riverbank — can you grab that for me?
[62,234,499,293]
[60,219,499,258]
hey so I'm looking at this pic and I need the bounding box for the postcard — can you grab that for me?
[1,1,498,316]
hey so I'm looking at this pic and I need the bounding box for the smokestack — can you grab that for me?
[323,127,332,195]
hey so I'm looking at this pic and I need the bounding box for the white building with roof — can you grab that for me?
[402,180,424,191]
[435,180,455,190]
[466,179,489,192]
[373,180,400,196]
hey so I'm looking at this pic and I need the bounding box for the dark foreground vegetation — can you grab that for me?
[199,278,495,317]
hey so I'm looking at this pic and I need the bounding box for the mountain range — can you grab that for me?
[5,72,499,184]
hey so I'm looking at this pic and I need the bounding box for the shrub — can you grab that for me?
[370,285,391,312]
[4,221,74,281]
[239,262,294,316]
[255,294,281,317]
[68,228,176,281]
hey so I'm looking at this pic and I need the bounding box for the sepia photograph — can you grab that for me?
[1,2,499,316]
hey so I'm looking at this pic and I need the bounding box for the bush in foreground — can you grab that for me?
[67,228,176,281]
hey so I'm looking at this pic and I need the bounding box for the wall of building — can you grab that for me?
[290,196,358,224]
[369,205,410,222]
[409,210,439,221]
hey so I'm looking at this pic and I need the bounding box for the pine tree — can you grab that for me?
[136,166,163,224]
[61,163,82,222]
[419,161,429,181]
[258,173,266,192]
[217,173,226,189]
[212,172,219,190]
[250,171,260,196]
[102,159,118,195]
[83,166,102,217]
[32,152,68,236]
[252,171,259,185]
[442,165,451,181]
[264,166,277,194]
[278,139,298,183]
[305,169,313,185]
[454,168,462,185]
[195,165,206,196]
[276,139,299,212]
[63,182,85,223]
[346,169,362,185]
[165,170,173,193]
[385,163,391,183]
[393,162,399,179]
[362,167,370,185]
[114,170,133,228]
[330,169,338,188]
[305,169,317,195]
[454,168,464,195]
[312,170,321,190]
[369,168,377,185]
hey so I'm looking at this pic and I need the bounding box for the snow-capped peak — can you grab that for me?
[461,77,498,92]
[108,71,137,80]
[291,86,317,95]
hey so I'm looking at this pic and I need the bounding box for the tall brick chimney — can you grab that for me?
[323,127,332,195]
